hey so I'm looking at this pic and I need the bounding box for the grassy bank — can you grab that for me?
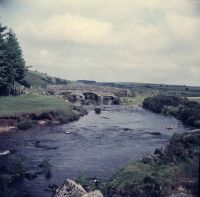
[188,97,200,103]
[77,130,199,197]
[0,94,73,116]
[0,94,86,130]
[120,96,146,106]
[143,96,200,128]
[103,130,199,196]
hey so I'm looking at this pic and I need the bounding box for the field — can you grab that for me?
[91,81,200,97]
[120,96,146,106]
[25,71,50,89]
[188,97,200,103]
[0,94,73,116]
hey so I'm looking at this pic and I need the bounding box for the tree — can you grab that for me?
[0,25,26,95]
[0,24,10,94]
[5,30,26,82]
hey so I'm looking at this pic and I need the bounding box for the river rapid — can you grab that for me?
[0,105,190,196]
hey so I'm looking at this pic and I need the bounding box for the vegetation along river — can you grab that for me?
[0,105,190,197]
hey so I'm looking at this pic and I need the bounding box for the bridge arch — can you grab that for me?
[83,91,101,102]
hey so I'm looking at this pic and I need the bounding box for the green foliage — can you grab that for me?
[143,96,200,128]
[76,175,98,192]
[0,94,73,116]
[188,97,200,103]
[120,96,146,106]
[0,155,53,197]
[104,130,200,197]
[24,70,51,89]
[177,101,200,128]
[38,159,52,179]
[143,96,186,113]
[0,24,26,95]
[5,155,26,176]
[104,162,181,197]
[42,76,68,85]
[165,131,200,163]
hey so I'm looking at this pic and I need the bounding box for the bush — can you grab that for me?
[5,155,26,176]
[104,130,200,197]
[143,96,187,113]
[143,96,200,128]
[19,80,31,88]
[38,159,52,179]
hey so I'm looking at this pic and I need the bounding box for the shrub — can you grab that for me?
[104,130,200,197]
[19,80,31,88]
[143,96,200,128]
[5,155,26,176]
[38,159,52,179]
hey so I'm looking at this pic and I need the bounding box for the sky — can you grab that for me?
[0,0,200,85]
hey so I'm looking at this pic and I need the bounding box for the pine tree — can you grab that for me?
[6,29,26,83]
[0,25,26,95]
[0,24,10,95]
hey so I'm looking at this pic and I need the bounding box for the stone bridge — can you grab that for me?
[47,84,131,103]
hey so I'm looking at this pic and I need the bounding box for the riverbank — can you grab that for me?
[74,129,199,197]
[120,96,146,106]
[0,94,87,132]
[143,95,200,128]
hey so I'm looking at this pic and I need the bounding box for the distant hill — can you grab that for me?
[77,80,96,84]
[24,70,69,89]
[24,71,51,89]
[81,81,200,97]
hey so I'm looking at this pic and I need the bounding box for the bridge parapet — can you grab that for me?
[47,84,130,97]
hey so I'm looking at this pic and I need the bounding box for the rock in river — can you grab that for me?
[0,150,10,156]
[53,179,104,197]
[94,107,101,114]
[54,179,87,197]
[82,190,103,197]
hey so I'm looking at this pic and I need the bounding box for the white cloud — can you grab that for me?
[17,13,113,45]
[1,0,200,85]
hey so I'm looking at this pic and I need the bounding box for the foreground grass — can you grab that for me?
[0,94,73,116]
[102,130,200,197]
[76,130,199,197]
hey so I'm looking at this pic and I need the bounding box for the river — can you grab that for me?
[0,105,190,196]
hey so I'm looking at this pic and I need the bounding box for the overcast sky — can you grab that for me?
[0,0,200,85]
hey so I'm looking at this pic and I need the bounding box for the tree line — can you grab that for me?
[0,23,26,95]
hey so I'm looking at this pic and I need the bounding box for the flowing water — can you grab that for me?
[0,105,190,196]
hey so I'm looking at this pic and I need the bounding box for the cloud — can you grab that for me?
[1,0,200,85]
[17,13,113,45]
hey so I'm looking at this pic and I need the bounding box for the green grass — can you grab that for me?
[0,94,73,116]
[120,96,146,106]
[25,71,50,89]
[103,130,200,196]
[188,97,200,103]
[105,162,181,196]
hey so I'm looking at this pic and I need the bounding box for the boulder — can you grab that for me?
[0,150,10,156]
[37,120,50,126]
[37,111,57,121]
[25,171,37,180]
[54,179,87,197]
[53,180,104,197]
[94,107,101,114]
[82,190,103,197]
